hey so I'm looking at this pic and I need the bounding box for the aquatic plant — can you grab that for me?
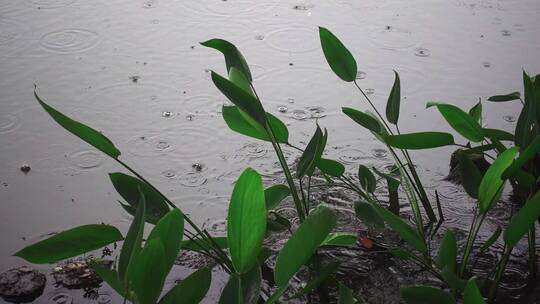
[12,26,539,304]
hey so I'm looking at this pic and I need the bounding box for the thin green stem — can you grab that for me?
[488,248,511,302]
[459,211,485,277]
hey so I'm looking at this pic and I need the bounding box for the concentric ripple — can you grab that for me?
[25,0,75,9]
[40,29,100,54]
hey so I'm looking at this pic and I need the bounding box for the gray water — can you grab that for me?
[1,0,540,303]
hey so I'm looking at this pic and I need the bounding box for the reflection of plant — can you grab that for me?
[13,26,539,304]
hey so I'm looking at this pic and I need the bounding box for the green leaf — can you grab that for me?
[265,184,290,210]
[322,232,357,246]
[504,190,540,248]
[228,168,266,273]
[222,106,288,143]
[372,167,401,215]
[274,206,336,287]
[464,279,485,304]
[478,147,517,214]
[400,286,455,304]
[219,274,241,304]
[109,173,170,224]
[159,268,211,304]
[469,101,482,123]
[319,27,357,82]
[373,204,427,254]
[482,128,514,141]
[427,102,484,142]
[456,151,483,199]
[128,239,167,304]
[301,262,340,295]
[338,284,358,304]
[438,230,457,273]
[228,67,254,96]
[317,158,345,177]
[219,266,261,304]
[479,226,501,254]
[297,125,328,178]
[354,202,385,231]
[181,237,228,252]
[384,132,455,149]
[342,107,382,133]
[212,71,266,127]
[358,165,376,193]
[503,135,540,179]
[34,90,120,158]
[386,71,401,125]
[487,92,520,102]
[146,209,184,275]
[15,224,123,264]
[200,38,252,82]
[118,188,145,280]
[440,267,467,291]
[267,212,292,232]
[515,71,537,148]
[90,262,128,298]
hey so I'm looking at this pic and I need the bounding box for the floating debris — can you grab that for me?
[52,259,111,289]
[129,75,140,83]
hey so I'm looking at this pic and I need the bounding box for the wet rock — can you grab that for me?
[52,259,111,289]
[20,164,31,174]
[446,148,490,184]
[0,266,46,303]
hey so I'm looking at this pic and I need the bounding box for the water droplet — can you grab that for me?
[501,29,512,36]
[186,114,195,121]
[364,88,375,95]
[482,61,491,68]
[414,47,430,57]
[155,140,171,151]
[162,169,176,178]
[287,98,295,103]
[307,106,326,118]
[503,115,515,122]
[292,109,310,120]
[355,71,367,80]
[20,164,31,174]
[142,0,157,8]
[372,148,388,158]
[49,293,73,304]
[277,105,288,113]
[192,163,203,172]
[97,294,111,304]
[162,111,173,118]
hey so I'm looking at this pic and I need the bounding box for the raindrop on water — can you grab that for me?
[292,109,310,120]
[364,88,375,95]
[355,71,367,80]
[277,105,288,113]
[162,111,173,118]
[503,115,515,122]
[482,62,491,68]
[414,47,431,57]
[501,30,512,36]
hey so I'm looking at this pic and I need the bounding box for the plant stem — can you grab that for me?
[459,211,485,277]
[488,248,511,303]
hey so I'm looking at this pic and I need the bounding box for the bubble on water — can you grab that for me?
[355,71,367,80]
[501,29,512,36]
[503,115,515,122]
[307,106,326,118]
[292,109,310,120]
[414,47,430,57]
[277,105,288,113]
[162,111,174,118]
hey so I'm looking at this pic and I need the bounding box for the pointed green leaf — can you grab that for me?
[479,226,501,254]
[109,173,170,224]
[129,239,167,304]
[35,90,120,158]
[373,204,427,254]
[427,102,484,142]
[159,268,211,304]
[222,106,288,143]
[147,209,184,275]
[354,202,385,231]
[118,188,145,280]
[515,71,537,148]
[319,27,357,82]
[265,184,290,210]
[504,190,540,248]
[386,71,401,125]
[384,132,455,149]
[228,168,266,273]
[15,224,123,264]
[482,128,514,141]
[464,279,485,304]
[478,147,517,214]
[503,135,540,179]
[90,262,128,299]
[469,102,482,123]
[456,151,483,199]
[267,212,292,232]
[322,232,357,246]
[400,286,455,304]
[275,206,336,287]
[358,165,376,193]
[317,158,345,177]
[342,107,382,133]
[201,38,252,82]
[487,92,520,102]
[218,266,261,304]
[181,237,228,252]
[338,284,358,304]
[297,125,328,178]
[228,67,254,96]
[438,230,457,273]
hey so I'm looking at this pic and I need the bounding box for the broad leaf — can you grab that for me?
[15,224,123,264]
[181,237,228,252]
[322,232,357,246]
[201,38,252,82]
[319,27,357,82]
[219,266,261,304]
[482,128,514,141]
[456,151,483,198]
[504,190,540,248]
[515,71,537,148]
[469,102,482,123]
[146,209,184,275]
[228,168,266,273]
[400,286,454,304]
[427,102,484,142]
[35,90,120,158]
[302,262,340,295]
[438,230,457,272]
[386,71,401,125]
[265,184,290,210]
[503,135,540,179]
[338,284,358,304]
[129,239,167,304]
[222,106,288,143]
[274,206,336,287]
[342,107,382,133]
[384,132,455,149]
[90,262,128,299]
[487,92,520,102]
[118,189,145,280]
[109,173,170,224]
[478,147,517,214]
[354,202,385,231]
[297,125,328,178]
[267,212,292,232]
[159,268,211,304]
[358,165,376,193]
[463,279,485,304]
[317,158,345,177]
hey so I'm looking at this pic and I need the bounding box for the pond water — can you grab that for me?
[1,0,540,303]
